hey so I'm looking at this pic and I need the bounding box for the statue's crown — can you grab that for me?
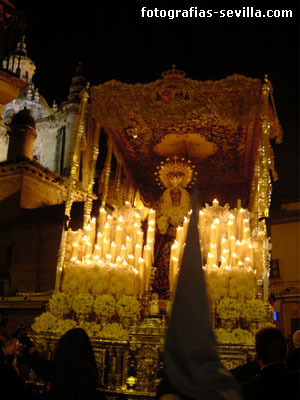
[154,156,197,189]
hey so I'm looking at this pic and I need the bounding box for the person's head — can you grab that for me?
[255,327,287,367]
[51,328,98,399]
[0,318,16,340]
[170,188,182,206]
[292,330,300,349]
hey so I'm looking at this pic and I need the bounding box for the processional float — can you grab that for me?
[30,67,283,397]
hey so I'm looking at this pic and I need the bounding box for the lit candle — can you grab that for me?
[135,244,142,268]
[128,254,135,266]
[103,222,111,241]
[99,207,107,230]
[94,244,102,259]
[115,225,123,254]
[227,216,235,238]
[210,223,217,244]
[148,208,156,221]
[96,232,103,248]
[110,242,117,263]
[137,230,144,247]
[125,236,132,256]
[120,245,126,261]
[176,225,184,244]
[183,216,190,242]
[138,257,145,296]
[71,242,79,259]
[85,224,91,242]
[102,238,110,256]
[90,217,96,247]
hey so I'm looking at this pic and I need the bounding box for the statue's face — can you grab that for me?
[170,188,182,203]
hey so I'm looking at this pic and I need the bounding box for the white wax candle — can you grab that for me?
[210,223,217,244]
[96,232,103,248]
[71,242,79,259]
[115,225,123,254]
[94,244,102,259]
[102,238,110,256]
[110,242,117,263]
[138,257,145,296]
[135,244,142,268]
[137,230,144,247]
[125,236,132,256]
[90,217,96,247]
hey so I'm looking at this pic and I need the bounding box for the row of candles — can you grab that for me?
[65,205,156,296]
[169,199,269,299]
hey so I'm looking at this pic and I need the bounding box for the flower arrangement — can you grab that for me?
[93,294,116,318]
[216,298,242,320]
[54,318,78,335]
[99,322,130,340]
[88,269,110,296]
[49,292,72,318]
[72,292,94,315]
[117,295,140,318]
[205,271,228,302]
[109,273,128,297]
[80,321,102,337]
[32,312,58,333]
[231,328,255,345]
[228,270,256,301]
[240,299,267,322]
[214,328,233,344]
[62,266,88,295]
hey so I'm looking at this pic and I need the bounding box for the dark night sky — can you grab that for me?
[11,1,299,208]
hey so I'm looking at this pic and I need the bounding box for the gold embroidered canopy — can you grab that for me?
[89,68,282,209]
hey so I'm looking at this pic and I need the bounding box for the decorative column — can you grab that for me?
[83,122,101,229]
[101,139,113,208]
[55,83,90,292]
[113,160,123,207]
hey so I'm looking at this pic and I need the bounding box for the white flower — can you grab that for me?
[49,292,72,317]
[32,312,58,333]
[72,292,94,315]
[99,323,129,340]
[54,319,78,335]
[231,328,255,344]
[117,295,140,318]
[217,298,242,320]
[240,299,267,322]
[93,294,116,317]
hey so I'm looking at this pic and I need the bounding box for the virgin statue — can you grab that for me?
[153,159,193,299]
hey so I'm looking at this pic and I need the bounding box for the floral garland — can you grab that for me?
[240,299,267,322]
[216,298,242,320]
[72,292,94,315]
[49,292,72,318]
[117,295,140,318]
[93,294,116,317]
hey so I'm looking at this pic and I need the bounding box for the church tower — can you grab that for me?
[2,35,36,84]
